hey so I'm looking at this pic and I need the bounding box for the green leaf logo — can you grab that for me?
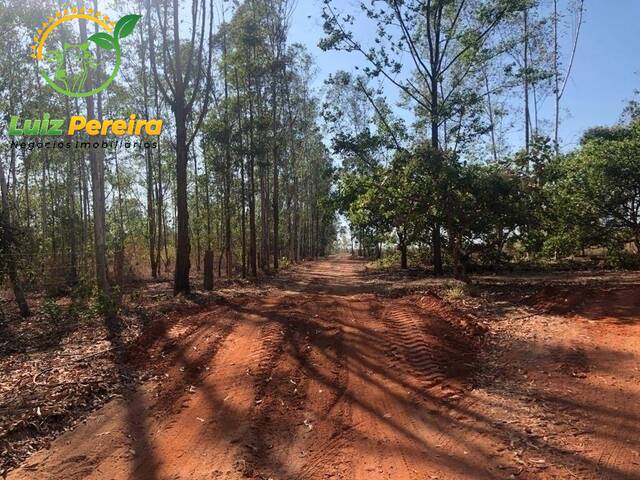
[87,14,142,51]
[37,11,143,97]
[88,32,116,50]
[114,14,142,41]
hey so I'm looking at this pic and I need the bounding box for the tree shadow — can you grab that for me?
[214,264,640,480]
[12,258,639,479]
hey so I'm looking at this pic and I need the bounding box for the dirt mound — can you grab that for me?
[385,294,483,396]
[529,284,640,323]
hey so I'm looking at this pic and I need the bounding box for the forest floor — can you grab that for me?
[2,256,640,479]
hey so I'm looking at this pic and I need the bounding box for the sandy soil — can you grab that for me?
[5,256,640,479]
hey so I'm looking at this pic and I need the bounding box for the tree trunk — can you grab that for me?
[271,66,280,270]
[79,8,109,294]
[273,143,279,269]
[0,161,30,317]
[66,142,78,285]
[524,7,530,152]
[203,249,214,290]
[174,109,191,294]
[148,0,213,292]
[400,241,408,270]
[248,92,258,277]
[233,70,247,278]
[113,149,126,286]
[154,85,164,275]
[430,68,444,276]
[223,23,233,278]
[553,0,560,156]
[147,149,157,278]
[259,155,270,272]
[193,149,201,272]
[203,145,214,290]
[484,70,499,163]
[140,25,157,278]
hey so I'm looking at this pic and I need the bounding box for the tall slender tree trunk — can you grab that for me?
[248,89,258,277]
[203,151,214,290]
[154,82,164,274]
[149,0,213,292]
[64,96,78,285]
[430,72,443,276]
[271,63,280,271]
[140,29,157,278]
[146,150,157,278]
[193,148,202,272]
[80,151,90,274]
[79,7,109,294]
[222,23,233,278]
[553,0,560,156]
[272,142,279,270]
[524,7,530,153]
[235,69,247,278]
[0,160,30,317]
[174,105,191,294]
[259,155,270,272]
[23,150,30,229]
[114,149,126,286]
[484,70,499,163]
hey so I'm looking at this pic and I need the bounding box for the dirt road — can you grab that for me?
[7,257,640,479]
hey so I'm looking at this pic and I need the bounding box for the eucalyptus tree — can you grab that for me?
[147,0,215,294]
[225,0,271,276]
[0,0,48,315]
[0,160,30,317]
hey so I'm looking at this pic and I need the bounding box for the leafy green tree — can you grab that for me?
[456,163,529,265]
[571,127,640,254]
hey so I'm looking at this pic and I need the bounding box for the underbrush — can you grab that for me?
[367,252,640,275]
[441,280,481,300]
[369,250,400,269]
[606,249,640,269]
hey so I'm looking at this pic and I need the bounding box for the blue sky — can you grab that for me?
[289,0,640,153]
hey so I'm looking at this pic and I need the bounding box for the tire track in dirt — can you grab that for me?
[236,315,292,477]
[386,305,451,391]
[232,290,358,480]
[340,290,500,480]
[236,294,317,479]
[277,295,355,480]
[344,294,472,480]
[382,299,466,472]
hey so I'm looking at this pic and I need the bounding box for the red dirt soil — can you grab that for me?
[6,257,640,479]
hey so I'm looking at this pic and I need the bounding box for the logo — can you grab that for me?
[32,8,141,98]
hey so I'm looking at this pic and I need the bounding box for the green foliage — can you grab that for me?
[89,287,121,319]
[337,121,640,271]
[542,123,640,263]
[41,298,63,324]
[580,125,633,145]
[607,247,640,270]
